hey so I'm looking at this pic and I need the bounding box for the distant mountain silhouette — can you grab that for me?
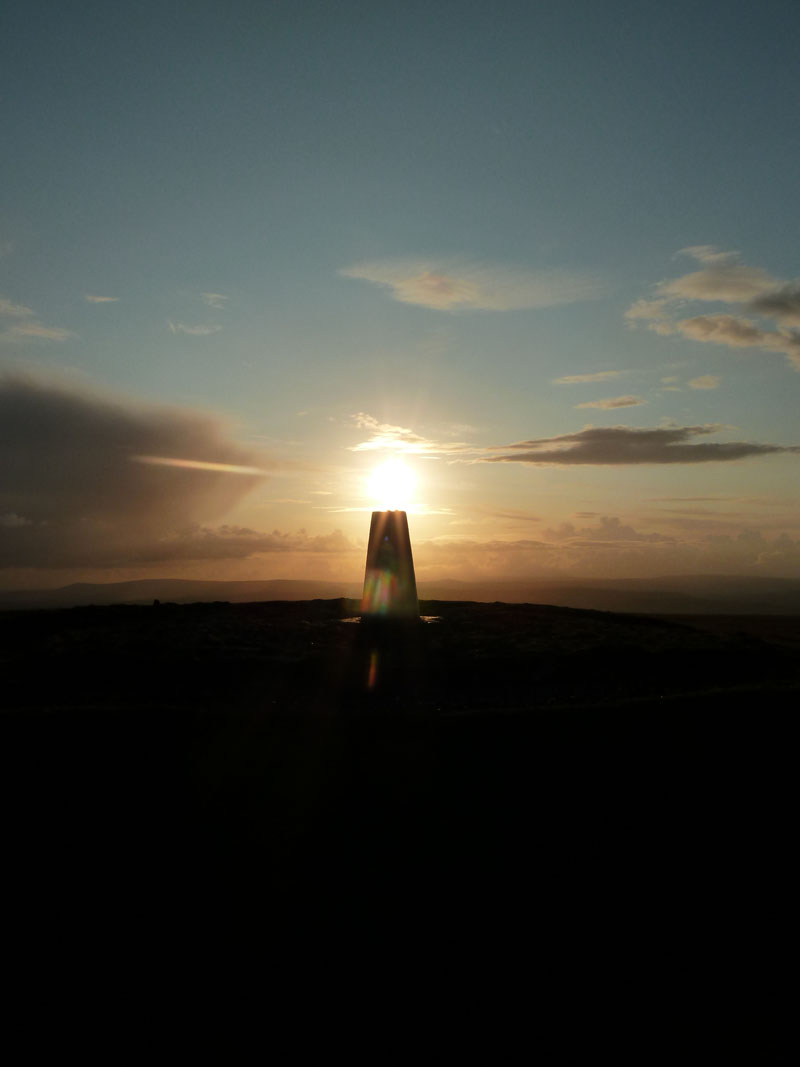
[2,574,800,614]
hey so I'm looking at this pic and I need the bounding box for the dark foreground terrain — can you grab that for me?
[2,599,795,936]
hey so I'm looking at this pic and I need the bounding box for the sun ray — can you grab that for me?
[131,454,267,476]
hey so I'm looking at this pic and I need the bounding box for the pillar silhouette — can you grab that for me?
[361,510,419,619]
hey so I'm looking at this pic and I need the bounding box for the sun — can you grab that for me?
[366,458,418,511]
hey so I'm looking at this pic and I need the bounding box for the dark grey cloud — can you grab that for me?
[749,283,800,327]
[485,425,800,466]
[0,374,270,568]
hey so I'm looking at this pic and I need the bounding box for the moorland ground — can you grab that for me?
[2,599,794,925]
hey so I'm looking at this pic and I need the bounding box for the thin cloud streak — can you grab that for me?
[688,375,720,390]
[85,294,119,303]
[167,320,222,336]
[201,292,228,309]
[553,370,622,384]
[0,296,71,342]
[0,298,34,318]
[3,323,73,341]
[575,395,644,409]
[341,257,602,311]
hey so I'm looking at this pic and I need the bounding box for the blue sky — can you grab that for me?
[2,1,800,585]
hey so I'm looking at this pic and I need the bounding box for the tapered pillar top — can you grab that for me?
[361,510,419,619]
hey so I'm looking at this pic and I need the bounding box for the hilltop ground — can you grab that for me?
[2,598,794,928]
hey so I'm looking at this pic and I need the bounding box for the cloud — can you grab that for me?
[627,248,800,370]
[128,525,358,564]
[414,524,800,579]
[660,375,682,391]
[0,298,34,318]
[688,375,720,390]
[0,374,270,568]
[0,513,33,528]
[201,292,228,309]
[168,320,222,336]
[662,256,777,302]
[85,294,119,304]
[749,283,800,327]
[624,298,671,323]
[340,257,601,311]
[348,412,477,455]
[1,295,72,342]
[553,371,622,384]
[485,424,800,465]
[575,395,645,409]
[543,515,673,543]
[677,314,800,368]
[5,323,74,341]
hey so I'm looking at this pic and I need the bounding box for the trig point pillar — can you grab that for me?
[361,510,419,619]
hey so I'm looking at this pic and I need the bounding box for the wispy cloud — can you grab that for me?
[575,395,645,409]
[688,375,720,390]
[0,298,34,318]
[0,296,72,342]
[485,424,800,466]
[201,292,228,310]
[341,257,602,311]
[626,247,800,371]
[660,375,682,391]
[4,323,73,341]
[85,294,119,304]
[168,320,222,336]
[348,412,478,455]
[553,370,622,384]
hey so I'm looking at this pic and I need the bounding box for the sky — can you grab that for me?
[2,0,800,588]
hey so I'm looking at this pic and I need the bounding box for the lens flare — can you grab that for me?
[366,458,418,510]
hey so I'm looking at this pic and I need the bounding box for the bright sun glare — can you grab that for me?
[366,458,418,511]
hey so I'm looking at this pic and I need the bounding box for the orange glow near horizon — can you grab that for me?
[366,458,418,511]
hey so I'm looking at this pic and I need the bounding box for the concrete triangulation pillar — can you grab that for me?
[361,510,419,619]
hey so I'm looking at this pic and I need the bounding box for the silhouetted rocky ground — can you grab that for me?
[2,598,794,933]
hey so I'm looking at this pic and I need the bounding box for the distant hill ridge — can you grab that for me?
[2,575,800,615]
